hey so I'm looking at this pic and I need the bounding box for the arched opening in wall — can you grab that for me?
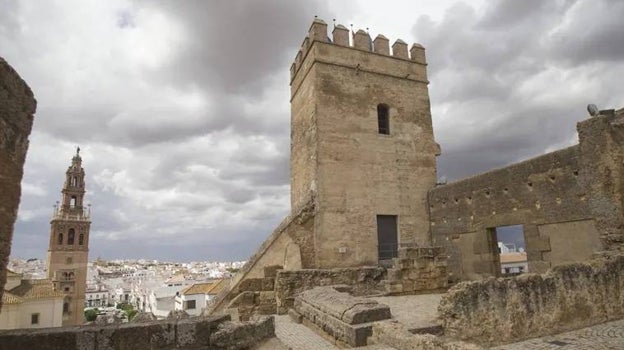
[58,233,63,245]
[377,104,390,135]
[489,224,527,277]
[79,233,84,245]
[68,229,75,245]
[71,177,77,186]
[70,196,77,208]
[63,301,69,315]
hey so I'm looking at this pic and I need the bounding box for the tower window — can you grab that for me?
[68,229,75,245]
[58,233,63,245]
[71,177,77,186]
[70,196,77,208]
[377,104,390,134]
[79,233,85,245]
[63,302,69,314]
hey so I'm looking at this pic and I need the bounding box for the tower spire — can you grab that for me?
[47,148,91,326]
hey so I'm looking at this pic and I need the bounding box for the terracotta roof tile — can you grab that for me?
[9,279,64,300]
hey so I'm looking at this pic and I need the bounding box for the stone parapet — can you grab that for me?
[438,254,624,345]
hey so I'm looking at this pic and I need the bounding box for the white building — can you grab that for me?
[85,284,110,307]
[147,285,185,318]
[0,271,64,329]
[174,279,228,316]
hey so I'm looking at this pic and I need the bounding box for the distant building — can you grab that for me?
[85,284,110,308]
[174,279,228,316]
[500,252,528,276]
[46,148,92,326]
[0,270,64,329]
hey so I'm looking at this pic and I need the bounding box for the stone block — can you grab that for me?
[261,277,275,291]
[288,308,303,323]
[263,265,283,278]
[386,268,402,281]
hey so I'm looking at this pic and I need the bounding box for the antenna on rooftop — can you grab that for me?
[333,18,336,28]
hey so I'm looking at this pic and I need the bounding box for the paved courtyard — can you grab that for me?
[491,318,624,350]
[266,293,624,350]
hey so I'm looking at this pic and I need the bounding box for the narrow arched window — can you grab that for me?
[377,104,390,134]
[71,177,77,186]
[63,302,69,314]
[70,196,77,207]
[79,233,84,245]
[68,229,75,245]
[58,233,63,245]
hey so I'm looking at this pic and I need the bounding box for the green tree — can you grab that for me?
[84,308,99,322]
[127,309,138,321]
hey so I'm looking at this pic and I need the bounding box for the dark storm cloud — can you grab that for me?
[416,0,624,182]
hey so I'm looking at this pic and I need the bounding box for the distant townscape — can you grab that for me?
[7,257,244,322]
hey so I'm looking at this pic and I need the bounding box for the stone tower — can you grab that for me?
[46,148,91,326]
[290,19,439,268]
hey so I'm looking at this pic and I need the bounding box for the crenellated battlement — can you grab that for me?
[290,18,427,83]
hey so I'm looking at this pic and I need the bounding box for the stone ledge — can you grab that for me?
[0,314,275,350]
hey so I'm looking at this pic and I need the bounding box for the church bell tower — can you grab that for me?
[46,147,91,326]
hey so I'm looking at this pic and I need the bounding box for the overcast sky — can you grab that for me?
[3,0,624,262]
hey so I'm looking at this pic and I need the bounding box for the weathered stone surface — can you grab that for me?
[0,57,36,306]
[371,320,482,350]
[298,286,391,324]
[438,255,624,345]
[130,312,158,323]
[209,316,275,350]
[274,267,386,312]
[166,310,190,320]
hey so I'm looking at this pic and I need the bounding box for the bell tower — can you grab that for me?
[46,147,91,326]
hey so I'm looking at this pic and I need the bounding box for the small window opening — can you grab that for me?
[68,229,75,245]
[31,313,39,325]
[71,177,78,186]
[58,233,63,245]
[79,233,85,245]
[70,196,77,207]
[377,104,390,135]
[63,302,69,314]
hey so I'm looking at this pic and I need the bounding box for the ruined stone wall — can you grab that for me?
[0,58,36,307]
[0,314,276,350]
[429,111,624,281]
[209,200,314,315]
[438,255,624,346]
[429,146,596,280]
[274,266,386,313]
[290,20,439,269]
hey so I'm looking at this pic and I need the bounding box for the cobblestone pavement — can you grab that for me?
[274,315,398,350]
[491,319,624,350]
[370,293,443,330]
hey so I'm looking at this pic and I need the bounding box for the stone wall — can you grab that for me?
[438,254,624,345]
[0,314,275,350]
[0,57,36,307]
[429,110,624,281]
[208,200,314,315]
[385,246,448,295]
[274,266,386,313]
